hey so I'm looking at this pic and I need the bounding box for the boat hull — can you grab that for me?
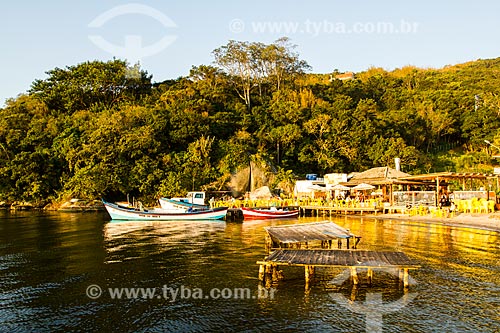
[241,207,299,220]
[103,201,227,221]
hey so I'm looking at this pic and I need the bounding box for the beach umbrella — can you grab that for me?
[330,184,351,191]
[351,183,375,191]
[307,184,328,192]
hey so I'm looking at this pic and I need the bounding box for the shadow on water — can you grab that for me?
[0,212,499,332]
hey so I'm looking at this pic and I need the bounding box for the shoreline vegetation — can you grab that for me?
[0,199,105,212]
[1,38,500,210]
[1,199,498,234]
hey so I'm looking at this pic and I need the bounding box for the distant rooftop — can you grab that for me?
[351,166,410,179]
[346,167,411,185]
[330,72,355,81]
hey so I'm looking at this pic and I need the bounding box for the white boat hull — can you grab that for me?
[103,201,227,221]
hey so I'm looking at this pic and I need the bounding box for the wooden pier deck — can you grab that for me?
[264,221,361,252]
[300,205,382,217]
[257,249,420,288]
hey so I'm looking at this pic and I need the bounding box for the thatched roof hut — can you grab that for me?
[346,167,411,185]
[342,167,417,204]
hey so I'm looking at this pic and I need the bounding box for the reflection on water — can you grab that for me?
[0,212,499,332]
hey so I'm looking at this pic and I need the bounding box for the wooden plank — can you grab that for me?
[265,221,358,244]
[258,249,420,269]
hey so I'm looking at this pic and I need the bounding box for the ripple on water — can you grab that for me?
[0,215,499,332]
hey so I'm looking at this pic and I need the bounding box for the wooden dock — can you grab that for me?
[264,221,361,252]
[257,249,420,288]
[300,205,382,217]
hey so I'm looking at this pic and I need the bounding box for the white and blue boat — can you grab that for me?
[102,200,228,221]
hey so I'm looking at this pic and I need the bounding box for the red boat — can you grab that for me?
[241,207,299,220]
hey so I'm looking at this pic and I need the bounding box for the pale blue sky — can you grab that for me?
[2,1,500,106]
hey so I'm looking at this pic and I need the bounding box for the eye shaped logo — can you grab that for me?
[328,261,418,333]
[88,3,177,65]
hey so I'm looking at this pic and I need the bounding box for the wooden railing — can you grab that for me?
[211,198,383,209]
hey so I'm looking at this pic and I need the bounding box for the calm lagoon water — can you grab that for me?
[0,211,499,332]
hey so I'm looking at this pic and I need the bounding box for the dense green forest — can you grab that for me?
[1,38,500,206]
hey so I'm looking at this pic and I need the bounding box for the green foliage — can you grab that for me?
[212,38,310,108]
[29,60,151,113]
[2,45,500,204]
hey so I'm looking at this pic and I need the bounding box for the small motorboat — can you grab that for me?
[241,207,299,220]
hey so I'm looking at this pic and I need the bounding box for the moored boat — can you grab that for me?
[241,207,299,220]
[102,200,228,221]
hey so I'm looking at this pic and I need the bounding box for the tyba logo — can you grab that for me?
[328,261,418,333]
[88,3,177,65]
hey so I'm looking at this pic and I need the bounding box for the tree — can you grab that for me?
[30,60,152,113]
[184,136,216,190]
[367,137,419,169]
[300,113,356,171]
[4,45,500,204]
[212,38,310,109]
[0,95,64,203]
[256,37,311,92]
[213,40,254,108]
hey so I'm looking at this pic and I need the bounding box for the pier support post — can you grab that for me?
[350,284,358,301]
[305,265,315,288]
[403,268,409,288]
[265,264,272,282]
[367,268,373,286]
[350,267,359,285]
[258,264,265,281]
[305,266,310,289]
[272,265,279,282]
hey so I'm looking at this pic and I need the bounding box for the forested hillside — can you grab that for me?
[1,38,500,205]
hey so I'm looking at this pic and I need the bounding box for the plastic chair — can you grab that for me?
[488,200,495,213]
[408,206,417,216]
[464,200,473,213]
[478,199,488,214]
[470,198,480,213]
[431,207,443,218]
[418,205,428,216]
[455,200,464,213]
